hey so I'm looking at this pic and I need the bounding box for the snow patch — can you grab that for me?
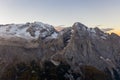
[71,29,74,33]
[34,31,40,38]
[106,58,111,61]
[87,28,96,33]
[51,32,58,38]
[100,36,107,40]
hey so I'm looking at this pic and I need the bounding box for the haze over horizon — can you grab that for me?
[0,0,120,35]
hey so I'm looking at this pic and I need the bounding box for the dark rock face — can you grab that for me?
[1,61,79,80]
[0,22,120,80]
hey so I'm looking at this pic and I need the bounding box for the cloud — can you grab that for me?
[56,25,65,27]
[95,25,114,32]
[101,28,114,32]
[96,25,103,27]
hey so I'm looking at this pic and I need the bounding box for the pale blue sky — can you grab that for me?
[0,0,120,29]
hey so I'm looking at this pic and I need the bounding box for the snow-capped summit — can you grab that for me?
[0,22,58,40]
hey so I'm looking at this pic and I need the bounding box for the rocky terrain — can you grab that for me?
[0,21,120,80]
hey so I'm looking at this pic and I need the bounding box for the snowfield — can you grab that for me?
[0,22,58,40]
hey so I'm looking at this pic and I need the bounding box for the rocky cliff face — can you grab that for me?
[0,22,120,80]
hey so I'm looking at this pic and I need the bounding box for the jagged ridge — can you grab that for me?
[0,22,120,80]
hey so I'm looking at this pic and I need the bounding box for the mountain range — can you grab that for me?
[0,22,120,80]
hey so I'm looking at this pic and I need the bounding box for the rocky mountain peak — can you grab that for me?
[73,22,87,31]
[0,22,120,80]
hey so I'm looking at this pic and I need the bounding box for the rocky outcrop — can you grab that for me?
[52,22,120,80]
[0,22,120,80]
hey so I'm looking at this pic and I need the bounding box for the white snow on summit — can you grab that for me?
[0,24,31,39]
[0,22,58,40]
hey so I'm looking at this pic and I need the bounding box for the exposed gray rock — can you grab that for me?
[0,21,120,80]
